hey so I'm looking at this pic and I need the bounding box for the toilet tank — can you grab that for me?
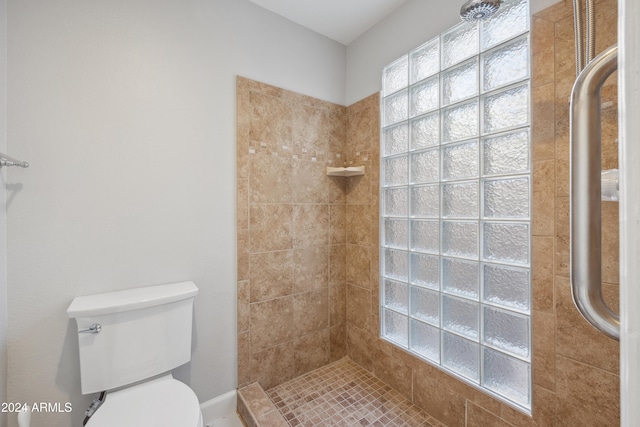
[67,281,198,394]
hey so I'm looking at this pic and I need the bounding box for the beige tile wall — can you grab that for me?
[237,0,621,421]
[534,2,620,426]
[344,93,382,379]
[237,77,348,390]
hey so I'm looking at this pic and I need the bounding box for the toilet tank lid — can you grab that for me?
[67,281,198,318]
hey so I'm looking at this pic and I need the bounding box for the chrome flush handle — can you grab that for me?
[78,323,102,334]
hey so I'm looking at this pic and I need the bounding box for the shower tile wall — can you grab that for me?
[535,2,620,426]
[344,93,383,380]
[237,77,348,390]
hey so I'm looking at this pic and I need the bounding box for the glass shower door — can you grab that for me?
[619,0,640,424]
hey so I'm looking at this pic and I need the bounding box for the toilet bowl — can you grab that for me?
[84,375,202,427]
[67,281,202,426]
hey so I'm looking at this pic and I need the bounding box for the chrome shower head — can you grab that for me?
[460,0,502,21]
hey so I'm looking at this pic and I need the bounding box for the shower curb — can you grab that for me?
[237,382,288,427]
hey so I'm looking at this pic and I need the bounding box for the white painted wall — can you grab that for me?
[345,0,563,105]
[5,0,345,426]
[0,1,7,426]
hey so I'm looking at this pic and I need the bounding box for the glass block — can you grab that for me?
[483,347,531,408]
[482,36,529,92]
[410,286,440,325]
[383,155,409,187]
[442,21,479,69]
[442,58,478,106]
[410,112,440,151]
[409,220,440,254]
[442,140,478,181]
[384,219,408,249]
[383,309,408,347]
[383,55,409,96]
[383,187,408,217]
[442,221,478,258]
[483,222,529,265]
[483,177,529,219]
[483,306,530,358]
[481,0,529,51]
[410,149,439,183]
[410,253,440,290]
[442,331,479,382]
[383,122,409,157]
[410,76,439,117]
[410,220,439,254]
[482,84,529,135]
[410,319,440,362]
[384,248,409,282]
[443,181,479,218]
[410,38,440,84]
[443,258,479,299]
[442,295,479,339]
[483,129,529,176]
[383,89,409,127]
[442,100,479,143]
[384,279,408,314]
[483,264,530,312]
[410,185,439,218]
[378,6,534,409]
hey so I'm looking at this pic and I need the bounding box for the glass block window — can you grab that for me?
[380,0,531,413]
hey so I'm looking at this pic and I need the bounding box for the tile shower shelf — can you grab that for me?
[326,166,365,177]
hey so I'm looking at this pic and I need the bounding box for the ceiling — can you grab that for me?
[248,0,409,45]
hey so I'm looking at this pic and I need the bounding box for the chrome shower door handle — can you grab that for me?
[570,43,620,341]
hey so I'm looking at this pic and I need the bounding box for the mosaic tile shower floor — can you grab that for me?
[266,358,447,427]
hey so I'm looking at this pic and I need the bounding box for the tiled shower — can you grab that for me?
[236,0,620,425]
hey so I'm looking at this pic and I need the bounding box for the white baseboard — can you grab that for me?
[200,390,237,425]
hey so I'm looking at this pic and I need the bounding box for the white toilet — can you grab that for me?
[67,281,203,427]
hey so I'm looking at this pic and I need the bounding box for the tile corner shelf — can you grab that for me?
[326,166,365,177]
